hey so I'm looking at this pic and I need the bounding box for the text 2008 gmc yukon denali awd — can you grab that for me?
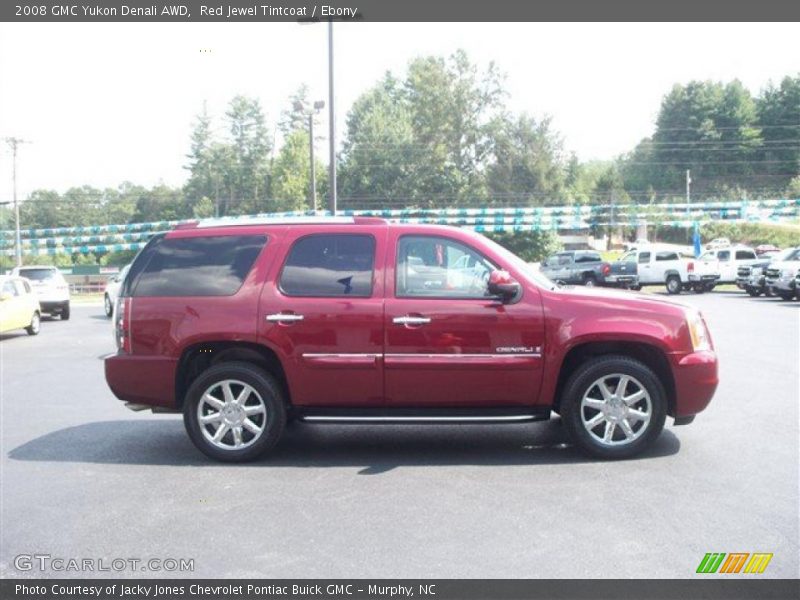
[105,216,718,462]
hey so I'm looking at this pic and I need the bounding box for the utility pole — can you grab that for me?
[5,137,29,267]
[295,100,325,212]
[685,169,691,216]
[309,112,316,211]
[327,20,337,215]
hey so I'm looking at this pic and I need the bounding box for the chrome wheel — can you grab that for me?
[580,373,652,447]
[197,379,268,451]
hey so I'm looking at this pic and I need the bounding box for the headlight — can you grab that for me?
[686,310,712,352]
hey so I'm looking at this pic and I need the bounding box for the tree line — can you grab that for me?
[2,50,798,264]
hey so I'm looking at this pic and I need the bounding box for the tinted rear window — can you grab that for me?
[735,250,756,260]
[18,268,57,281]
[132,235,266,297]
[280,234,375,297]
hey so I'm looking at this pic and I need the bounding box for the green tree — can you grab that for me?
[486,114,565,206]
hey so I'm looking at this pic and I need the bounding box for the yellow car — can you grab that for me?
[0,275,42,336]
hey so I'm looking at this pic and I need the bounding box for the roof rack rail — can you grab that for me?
[195,215,357,228]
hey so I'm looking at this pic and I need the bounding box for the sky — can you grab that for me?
[0,22,798,203]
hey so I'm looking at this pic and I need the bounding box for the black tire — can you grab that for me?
[704,283,716,292]
[629,284,642,291]
[25,312,41,336]
[665,275,681,295]
[183,361,286,462]
[560,355,667,460]
[746,287,761,297]
[692,284,705,294]
[777,291,794,301]
[583,274,597,288]
[60,303,70,320]
[104,294,113,317]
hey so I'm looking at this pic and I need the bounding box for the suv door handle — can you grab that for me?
[266,313,304,323]
[393,315,431,326]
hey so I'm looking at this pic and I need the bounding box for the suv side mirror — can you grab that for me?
[488,270,520,302]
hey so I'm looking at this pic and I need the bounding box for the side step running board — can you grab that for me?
[295,408,551,424]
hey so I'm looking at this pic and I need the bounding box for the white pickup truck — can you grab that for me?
[620,247,720,294]
[697,246,759,285]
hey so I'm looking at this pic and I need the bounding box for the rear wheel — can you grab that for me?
[560,355,667,459]
[25,312,41,336]
[60,303,70,320]
[777,290,794,301]
[629,284,642,291]
[183,362,286,462]
[583,274,597,287]
[665,275,681,295]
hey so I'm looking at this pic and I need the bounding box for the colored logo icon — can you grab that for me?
[696,553,773,574]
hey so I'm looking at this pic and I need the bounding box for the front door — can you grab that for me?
[383,232,544,408]
[258,229,386,407]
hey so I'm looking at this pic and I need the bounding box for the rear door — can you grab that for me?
[383,230,544,408]
[258,228,386,407]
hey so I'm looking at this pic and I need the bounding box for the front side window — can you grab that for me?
[396,236,496,299]
[638,252,651,264]
[717,250,731,262]
[736,250,756,260]
[279,234,375,297]
[132,235,266,297]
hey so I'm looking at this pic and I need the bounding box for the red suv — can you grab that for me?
[105,217,718,461]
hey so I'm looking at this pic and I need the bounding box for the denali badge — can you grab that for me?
[496,346,540,354]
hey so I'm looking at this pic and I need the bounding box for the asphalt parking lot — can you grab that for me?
[0,292,798,579]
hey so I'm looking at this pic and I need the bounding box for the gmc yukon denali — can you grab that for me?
[105,217,719,462]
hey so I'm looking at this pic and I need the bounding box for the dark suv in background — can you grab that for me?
[105,217,718,462]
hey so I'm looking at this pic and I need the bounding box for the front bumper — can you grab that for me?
[670,350,719,417]
[774,276,797,293]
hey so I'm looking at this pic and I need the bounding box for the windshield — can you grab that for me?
[776,248,800,261]
[18,268,57,281]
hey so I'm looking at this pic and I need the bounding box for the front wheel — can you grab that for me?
[26,312,41,336]
[183,362,286,462]
[746,287,761,297]
[777,291,794,301]
[665,276,682,295]
[60,303,70,320]
[629,284,642,291]
[560,355,667,459]
[104,294,113,317]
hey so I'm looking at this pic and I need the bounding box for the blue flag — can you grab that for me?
[693,222,702,258]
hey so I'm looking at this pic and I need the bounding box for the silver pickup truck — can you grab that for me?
[540,250,638,288]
